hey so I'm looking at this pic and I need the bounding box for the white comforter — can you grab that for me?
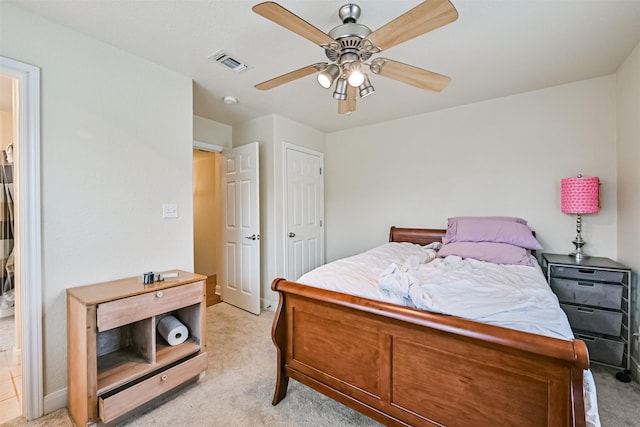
[298,242,600,427]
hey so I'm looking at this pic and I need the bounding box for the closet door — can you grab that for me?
[285,144,324,281]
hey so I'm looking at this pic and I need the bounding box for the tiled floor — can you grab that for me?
[0,314,20,424]
[0,349,21,424]
[0,314,14,352]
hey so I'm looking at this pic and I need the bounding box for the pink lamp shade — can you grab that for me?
[561,176,600,214]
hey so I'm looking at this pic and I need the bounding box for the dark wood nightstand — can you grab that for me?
[541,253,632,381]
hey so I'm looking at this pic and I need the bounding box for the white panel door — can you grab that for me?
[285,145,324,280]
[222,142,260,315]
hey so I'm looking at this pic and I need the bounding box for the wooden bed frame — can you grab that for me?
[270,226,589,427]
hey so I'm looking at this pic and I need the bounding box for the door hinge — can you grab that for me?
[319,167,322,175]
[320,220,323,227]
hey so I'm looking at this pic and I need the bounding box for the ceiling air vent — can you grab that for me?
[208,50,249,73]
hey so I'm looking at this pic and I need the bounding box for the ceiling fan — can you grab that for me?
[253,0,459,115]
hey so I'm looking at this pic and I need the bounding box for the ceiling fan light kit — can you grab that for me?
[253,0,459,115]
[358,74,374,98]
[317,64,341,88]
[332,78,349,101]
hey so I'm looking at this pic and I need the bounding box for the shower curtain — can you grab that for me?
[0,161,14,315]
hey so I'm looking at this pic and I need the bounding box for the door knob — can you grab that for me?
[288,232,295,238]
[244,234,258,240]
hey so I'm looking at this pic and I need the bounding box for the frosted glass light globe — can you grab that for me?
[348,70,365,87]
[317,73,332,89]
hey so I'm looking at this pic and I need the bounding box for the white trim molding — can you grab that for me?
[0,55,44,421]
[193,140,224,153]
[43,387,67,415]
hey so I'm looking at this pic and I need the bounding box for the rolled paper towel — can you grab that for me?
[157,315,189,346]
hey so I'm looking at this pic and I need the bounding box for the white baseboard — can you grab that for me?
[9,346,21,366]
[43,387,67,415]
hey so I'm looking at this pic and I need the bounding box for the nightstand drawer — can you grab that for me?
[98,352,208,423]
[97,281,203,332]
[574,330,624,366]
[550,266,625,283]
[560,304,622,336]
[550,278,622,309]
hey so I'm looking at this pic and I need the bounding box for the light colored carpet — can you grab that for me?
[4,303,640,426]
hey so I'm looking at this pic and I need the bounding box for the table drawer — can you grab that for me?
[550,266,625,283]
[561,304,622,336]
[97,281,203,331]
[99,352,207,423]
[574,330,624,366]
[550,278,622,310]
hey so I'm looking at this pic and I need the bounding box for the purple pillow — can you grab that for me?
[438,242,532,265]
[443,216,527,244]
[444,219,542,250]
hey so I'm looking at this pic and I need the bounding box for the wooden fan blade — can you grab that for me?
[255,64,325,91]
[253,2,334,47]
[368,0,458,51]
[338,85,357,115]
[374,58,451,92]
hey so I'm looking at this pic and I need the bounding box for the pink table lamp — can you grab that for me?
[561,174,599,260]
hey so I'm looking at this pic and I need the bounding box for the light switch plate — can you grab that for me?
[162,203,178,218]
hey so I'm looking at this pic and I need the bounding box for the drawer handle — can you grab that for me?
[577,307,594,313]
[161,374,168,381]
[575,334,596,342]
[156,291,164,298]
[577,282,595,287]
[577,269,595,274]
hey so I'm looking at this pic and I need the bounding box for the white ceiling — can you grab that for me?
[7,0,640,132]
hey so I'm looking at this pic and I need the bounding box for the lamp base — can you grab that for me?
[570,217,588,260]
[569,249,588,261]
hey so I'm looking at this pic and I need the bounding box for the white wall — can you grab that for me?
[0,3,194,401]
[325,76,617,262]
[616,40,640,378]
[193,115,231,148]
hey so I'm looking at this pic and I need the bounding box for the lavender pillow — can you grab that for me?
[443,216,527,244]
[438,242,532,265]
[444,219,542,250]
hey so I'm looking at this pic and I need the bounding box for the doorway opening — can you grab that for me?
[0,73,20,424]
[0,55,44,422]
[193,149,223,307]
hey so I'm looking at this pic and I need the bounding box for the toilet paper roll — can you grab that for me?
[157,315,189,346]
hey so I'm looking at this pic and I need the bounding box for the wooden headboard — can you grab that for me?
[389,226,446,246]
[390,225,539,256]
